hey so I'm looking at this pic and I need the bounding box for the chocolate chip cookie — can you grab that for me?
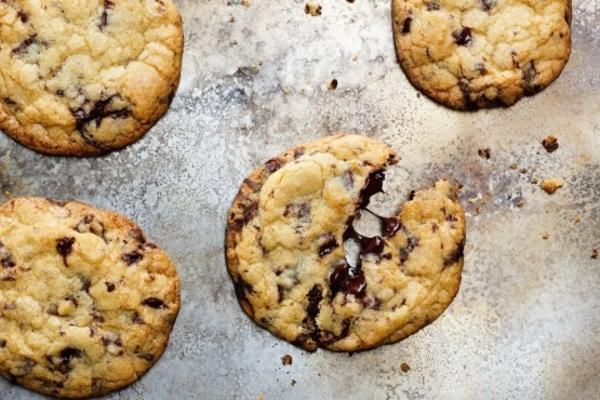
[392,0,572,110]
[0,0,183,156]
[226,134,466,352]
[0,198,180,398]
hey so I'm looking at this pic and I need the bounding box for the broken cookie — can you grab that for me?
[225,134,466,352]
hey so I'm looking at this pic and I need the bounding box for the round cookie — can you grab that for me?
[225,134,466,352]
[392,0,572,110]
[0,197,180,398]
[0,0,183,156]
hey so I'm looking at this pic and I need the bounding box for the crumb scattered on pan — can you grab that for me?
[281,354,293,366]
[401,362,410,372]
[328,79,338,90]
[242,0,252,7]
[510,163,519,170]
[592,249,598,259]
[291,379,297,386]
[305,2,322,16]
[531,176,538,184]
[519,167,528,174]
[257,395,265,400]
[540,178,564,194]
[347,0,355,3]
[3,191,11,197]
[478,148,491,159]
[575,215,582,223]
[542,233,550,240]
[542,135,559,153]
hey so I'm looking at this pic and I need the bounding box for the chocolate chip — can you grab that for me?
[80,276,91,293]
[3,97,17,106]
[121,250,143,265]
[318,234,338,257]
[360,236,384,255]
[444,241,465,267]
[475,62,487,74]
[132,312,145,324]
[400,237,419,263]
[65,295,78,307]
[11,34,36,55]
[283,202,310,220]
[329,261,366,298]
[305,285,323,321]
[425,1,440,10]
[381,217,401,237]
[0,339,6,347]
[17,11,29,23]
[142,297,167,309]
[277,284,286,302]
[71,96,130,142]
[50,348,82,374]
[402,17,412,34]
[0,241,16,269]
[328,79,338,90]
[105,282,116,292]
[75,215,106,239]
[522,61,539,94]
[478,148,491,159]
[265,158,284,173]
[99,0,115,29]
[56,237,75,265]
[453,27,473,46]
[481,0,494,11]
[542,135,559,153]
[137,353,155,362]
[359,170,385,208]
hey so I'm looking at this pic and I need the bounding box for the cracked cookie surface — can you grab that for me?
[226,134,466,352]
[0,197,180,398]
[392,0,571,110]
[0,0,183,156]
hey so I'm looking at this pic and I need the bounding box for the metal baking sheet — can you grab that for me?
[1,0,599,399]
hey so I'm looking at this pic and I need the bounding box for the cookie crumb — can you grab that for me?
[542,233,550,240]
[575,215,582,223]
[478,148,491,159]
[328,79,338,90]
[291,379,297,386]
[281,354,293,366]
[519,167,528,174]
[509,163,519,170]
[542,135,559,153]
[242,0,252,7]
[592,249,598,259]
[540,178,564,194]
[305,2,322,16]
[400,362,410,372]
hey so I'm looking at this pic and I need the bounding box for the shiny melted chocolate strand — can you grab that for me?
[329,261,366,298]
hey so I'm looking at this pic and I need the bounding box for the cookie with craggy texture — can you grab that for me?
[392,0,571,110]
[0,0,183,156]
[226,134,465,352]
[0,197,180,398]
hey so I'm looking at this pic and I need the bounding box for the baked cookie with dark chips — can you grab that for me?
[226,134,466,352]
[0,0,183,156]
[392,0,572,110]
[0,197,180,398]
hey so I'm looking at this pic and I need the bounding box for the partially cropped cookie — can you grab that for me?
[0,198,180,398]
[392,0,571,110]
[0,0,183,156]
[226,134,465,352]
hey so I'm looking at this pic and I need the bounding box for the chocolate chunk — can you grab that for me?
[142,297,167,309]
[51,348,82,374]
[99,0,115,29]
[75,215,106,239]
[478,148,491,159]
[306,284,323,320]
[137,353,155,362]
[283,202,310,220]
[481,0,494,11]
[129,228,147,244]
[105,282,116,292]
[265,158,284,173]
[230,199,259,232]
[121,250,143,265]
[11,34,36,55]
[522,61,539,94]
[453,27,473,46]
[402,17,412,34]
[328,79,338,90]
[0,339,6,347]
[381,217,401,237]
[360,236,384,256]
[3,97,17,106]
[277,284,286,302]
[542,135,559,153]
[0,241,16,268]
[444,241,465,267]
[71,96,130,142]
[281,354,293,366]
[475,62,487,74]
[426,1,440,10]
[56,237,75,265]
[17,11,29,23]
[80,276,91,293]
[318,234,338,257]
[329,261,366,298]
[359,170,385,208]
[400,237,419,263]
[132,312,145,324]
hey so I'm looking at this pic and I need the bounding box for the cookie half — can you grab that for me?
[226,134,465,352]
[0,0,183,156]
[0,198,180,398]
[392,0,572,110]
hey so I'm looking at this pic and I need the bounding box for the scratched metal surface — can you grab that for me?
[1,0,599,399]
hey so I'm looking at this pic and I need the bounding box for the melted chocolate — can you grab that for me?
[329,261,366,298]
[359,170,385,208]
[318,234,338,257]
[381,217,401,237]
[142,297,166,309]
[56,237,75,266]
